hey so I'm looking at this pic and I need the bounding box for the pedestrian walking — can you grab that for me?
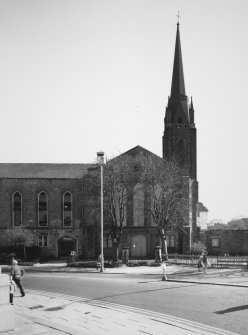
[10,259,25,296]
[202,252,208,274]
[9,276,16,305]
[198,253,203,271]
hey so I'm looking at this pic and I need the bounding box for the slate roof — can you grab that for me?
[0,163,96,179]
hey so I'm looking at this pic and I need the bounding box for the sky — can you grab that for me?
[0,0,248,223]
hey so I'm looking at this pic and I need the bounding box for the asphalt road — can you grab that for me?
[23,272,248,334]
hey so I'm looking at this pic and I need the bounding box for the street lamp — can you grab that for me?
[97,151,105,272]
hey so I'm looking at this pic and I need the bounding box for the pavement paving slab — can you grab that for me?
[9,288,239,335]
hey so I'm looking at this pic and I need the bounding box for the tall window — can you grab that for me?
[38,192,48,227]
[38,235,48,247]
[12,192,22,226]
[133,183,144,227]
[104,235,112,248]
[167,235,175,248]
[63,192,72,227]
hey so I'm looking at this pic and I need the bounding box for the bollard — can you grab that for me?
[0,274,15,332]
[161,261,167,281]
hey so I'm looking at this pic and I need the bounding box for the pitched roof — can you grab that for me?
[110,145,163,160]
[115,145,164,161]
[0,163,95,179]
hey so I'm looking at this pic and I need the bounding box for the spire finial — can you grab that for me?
[176,11,181,25]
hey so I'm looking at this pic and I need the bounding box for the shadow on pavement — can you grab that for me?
[215,304,248,314]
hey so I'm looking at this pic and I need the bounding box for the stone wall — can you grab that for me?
[205,229,248,256]
[0,178,84,257]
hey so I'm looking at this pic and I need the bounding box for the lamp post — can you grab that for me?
[97,151,105,272]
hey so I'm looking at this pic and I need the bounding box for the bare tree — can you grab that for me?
[103,155,140,261]
[4,226,34,261]
[140,155,186,257]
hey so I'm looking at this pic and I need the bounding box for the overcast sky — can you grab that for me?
[0,0,247,223]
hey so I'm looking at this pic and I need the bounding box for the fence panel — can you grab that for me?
[168,254,248,269]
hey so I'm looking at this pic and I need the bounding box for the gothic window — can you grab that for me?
[38,191,48,227]
[177,139,186,168]
[133,183,144,227]
[12,192,22,226]
[63,192,72,227]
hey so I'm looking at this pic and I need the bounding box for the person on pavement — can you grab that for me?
[202,252,208,274]
[10,259,25,296]
[198,253,203,271]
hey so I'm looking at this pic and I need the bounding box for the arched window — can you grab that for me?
[38,192,48,227]
[133,183,144,227]
[12,192,22,226]
[177,139,186,168]
[63,192,72,227]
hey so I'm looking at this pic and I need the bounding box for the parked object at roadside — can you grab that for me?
[161,261,167,281]
[9,276,16,305]
[10,259,25,296]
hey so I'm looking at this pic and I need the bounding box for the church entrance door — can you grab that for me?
[131,235,147,257]
[58,237,77,258]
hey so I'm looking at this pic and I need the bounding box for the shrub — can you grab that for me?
[191,241,206,255]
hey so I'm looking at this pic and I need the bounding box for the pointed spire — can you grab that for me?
[189,96,195,124]
[190,96,193,108]
[170,23,186,98]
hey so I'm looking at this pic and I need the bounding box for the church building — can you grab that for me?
[0,23,198,260]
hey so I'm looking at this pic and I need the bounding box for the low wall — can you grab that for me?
[205,229,248,256]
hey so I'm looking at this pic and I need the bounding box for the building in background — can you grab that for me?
[196,202,208,230]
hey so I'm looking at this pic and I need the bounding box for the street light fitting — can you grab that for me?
[97,151,105,165]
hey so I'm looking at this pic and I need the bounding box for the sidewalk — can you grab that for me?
[1,263,247,335]
[4,288,239,335]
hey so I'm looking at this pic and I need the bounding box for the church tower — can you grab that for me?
[162,22,198,253]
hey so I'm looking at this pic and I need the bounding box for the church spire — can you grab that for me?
[170,23,186,98]
[163,22,197,178]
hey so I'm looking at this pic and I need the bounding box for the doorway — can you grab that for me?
[131,235,147,257]
[58,237,77,258]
